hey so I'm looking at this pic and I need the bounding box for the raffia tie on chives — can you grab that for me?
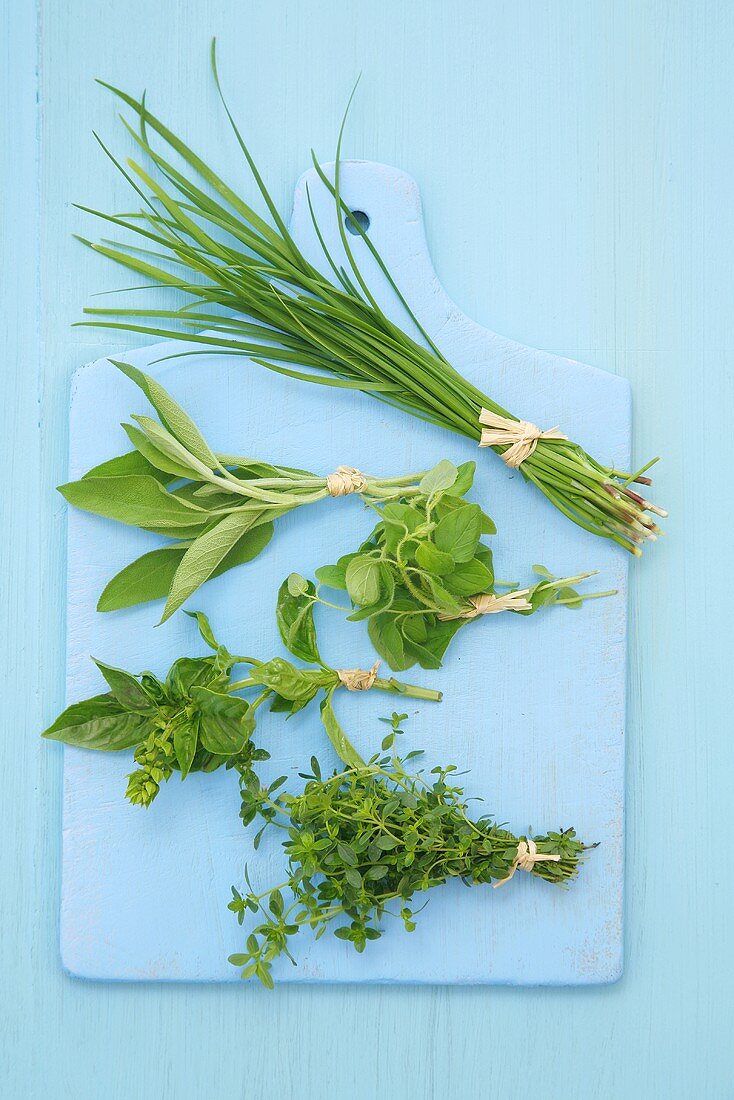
[478,409,569,469]
[439,589,533,621]
[336,661,380,691]
[493,838,562,888]
[326,465,368,497]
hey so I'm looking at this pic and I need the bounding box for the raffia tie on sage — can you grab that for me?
[492,838,562,888]
[478,409,569,468]
[326,465,367,497]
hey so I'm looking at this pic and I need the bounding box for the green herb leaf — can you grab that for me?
[418,460,458,495]
[276,578,321,665]
[345,555,382,606]
[161,511,270,621]
[93,660,156,713]
[173,716,199,779]
[58,474,206,530]
[414,541,455,576]
[433,503,482,562]
[41,694,149,750]
[319,690,364,769]
[114,361,220,468]
[191,687,253,754]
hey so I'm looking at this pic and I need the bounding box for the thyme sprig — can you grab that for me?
[281,458,615,671]
[75,42,666,554]
[59,362,430,620]
[229,716,593,987]
[41,610,441,805]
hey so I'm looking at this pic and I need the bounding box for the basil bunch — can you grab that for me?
[293,459,613,671]
[42,610,442,803]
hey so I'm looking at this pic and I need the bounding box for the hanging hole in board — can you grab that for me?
[345,210,370,235]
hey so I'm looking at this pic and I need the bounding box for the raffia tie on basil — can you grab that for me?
[42,606,442,805]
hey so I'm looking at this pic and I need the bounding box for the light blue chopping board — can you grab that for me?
[61,161,628,984]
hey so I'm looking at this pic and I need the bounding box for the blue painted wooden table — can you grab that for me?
[2,0,732,1096]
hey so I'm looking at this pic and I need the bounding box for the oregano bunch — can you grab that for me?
[228,717,593,987]
[284,458,615,671]
[59,361,433,621]
[42,610,442,803]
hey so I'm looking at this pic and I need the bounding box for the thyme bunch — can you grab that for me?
[229,720,592,987]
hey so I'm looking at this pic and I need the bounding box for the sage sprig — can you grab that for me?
[42,610,441,804]
[75,43,666,554]
[282,458,615,671]
[59,362,431,621]
[229,716,593,987]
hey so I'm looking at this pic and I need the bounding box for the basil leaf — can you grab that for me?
[418,459,458,495]
[58,474,207,530]
[433,503,482,563]
[191,687,253,755]
[414,541,455,576]
[173,716,199,779]
[161,512,272,621]
[184,609,221,652]
[93,660,156,713]
[345,555,382,606]
[167,656,220,697]
[319,690,365,769]
[113,361,219,468]
[250,658,330,702]
[276,578,321,665]
[42,694,149,750]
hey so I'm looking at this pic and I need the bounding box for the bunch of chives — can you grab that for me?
[77,42,666,555]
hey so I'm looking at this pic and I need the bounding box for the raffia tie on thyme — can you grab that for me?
[478,409,569,468]
[326,465,368,497]
[336,661,380,691]
[492,838,562,888]
[438,589,533,621]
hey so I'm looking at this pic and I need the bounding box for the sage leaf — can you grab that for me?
[83,449,173,484]
[161,511,271,621]
[96,522,275,612]
[58,474,206,530]
[114,361,220,468]
[41,694,149,750]
[122,421,198,480]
